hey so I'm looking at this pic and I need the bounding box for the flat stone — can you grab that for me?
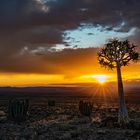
[0,110,6,116]
[97,130,106,134]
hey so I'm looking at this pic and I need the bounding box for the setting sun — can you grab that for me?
[92,75,109,84]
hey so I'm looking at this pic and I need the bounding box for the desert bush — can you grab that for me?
[48,99,56,107]
[8,98,29,122]
[79,101,93,117]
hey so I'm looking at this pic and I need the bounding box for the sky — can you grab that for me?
[0,0,140,86]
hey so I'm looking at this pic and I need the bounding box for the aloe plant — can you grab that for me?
[8,98,29,122]
[79,101,93,117]
[98,39,139,124]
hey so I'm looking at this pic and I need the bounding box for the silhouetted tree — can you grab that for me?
[97,39,139,124]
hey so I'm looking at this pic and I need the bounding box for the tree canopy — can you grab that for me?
[97,39,139,69]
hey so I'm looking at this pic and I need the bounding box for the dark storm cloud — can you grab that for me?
[1,0,140,29]
[0,0,140,74]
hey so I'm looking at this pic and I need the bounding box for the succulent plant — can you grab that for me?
[79,101,93,117]
[8,98,29,122]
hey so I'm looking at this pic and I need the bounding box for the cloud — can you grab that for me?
[0,0,140,75]
[1,0,140,29]
[0,47,100,74]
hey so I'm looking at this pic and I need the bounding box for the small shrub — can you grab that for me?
[48,99,55,107]
[79,101,93,117]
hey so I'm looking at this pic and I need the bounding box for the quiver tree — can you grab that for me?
[97,39,139,124]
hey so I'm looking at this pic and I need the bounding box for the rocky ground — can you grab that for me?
[0,99,140,140]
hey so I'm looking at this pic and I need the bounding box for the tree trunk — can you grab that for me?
[116,63,129,125]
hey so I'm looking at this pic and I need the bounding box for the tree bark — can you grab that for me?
[116,63,129,124]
